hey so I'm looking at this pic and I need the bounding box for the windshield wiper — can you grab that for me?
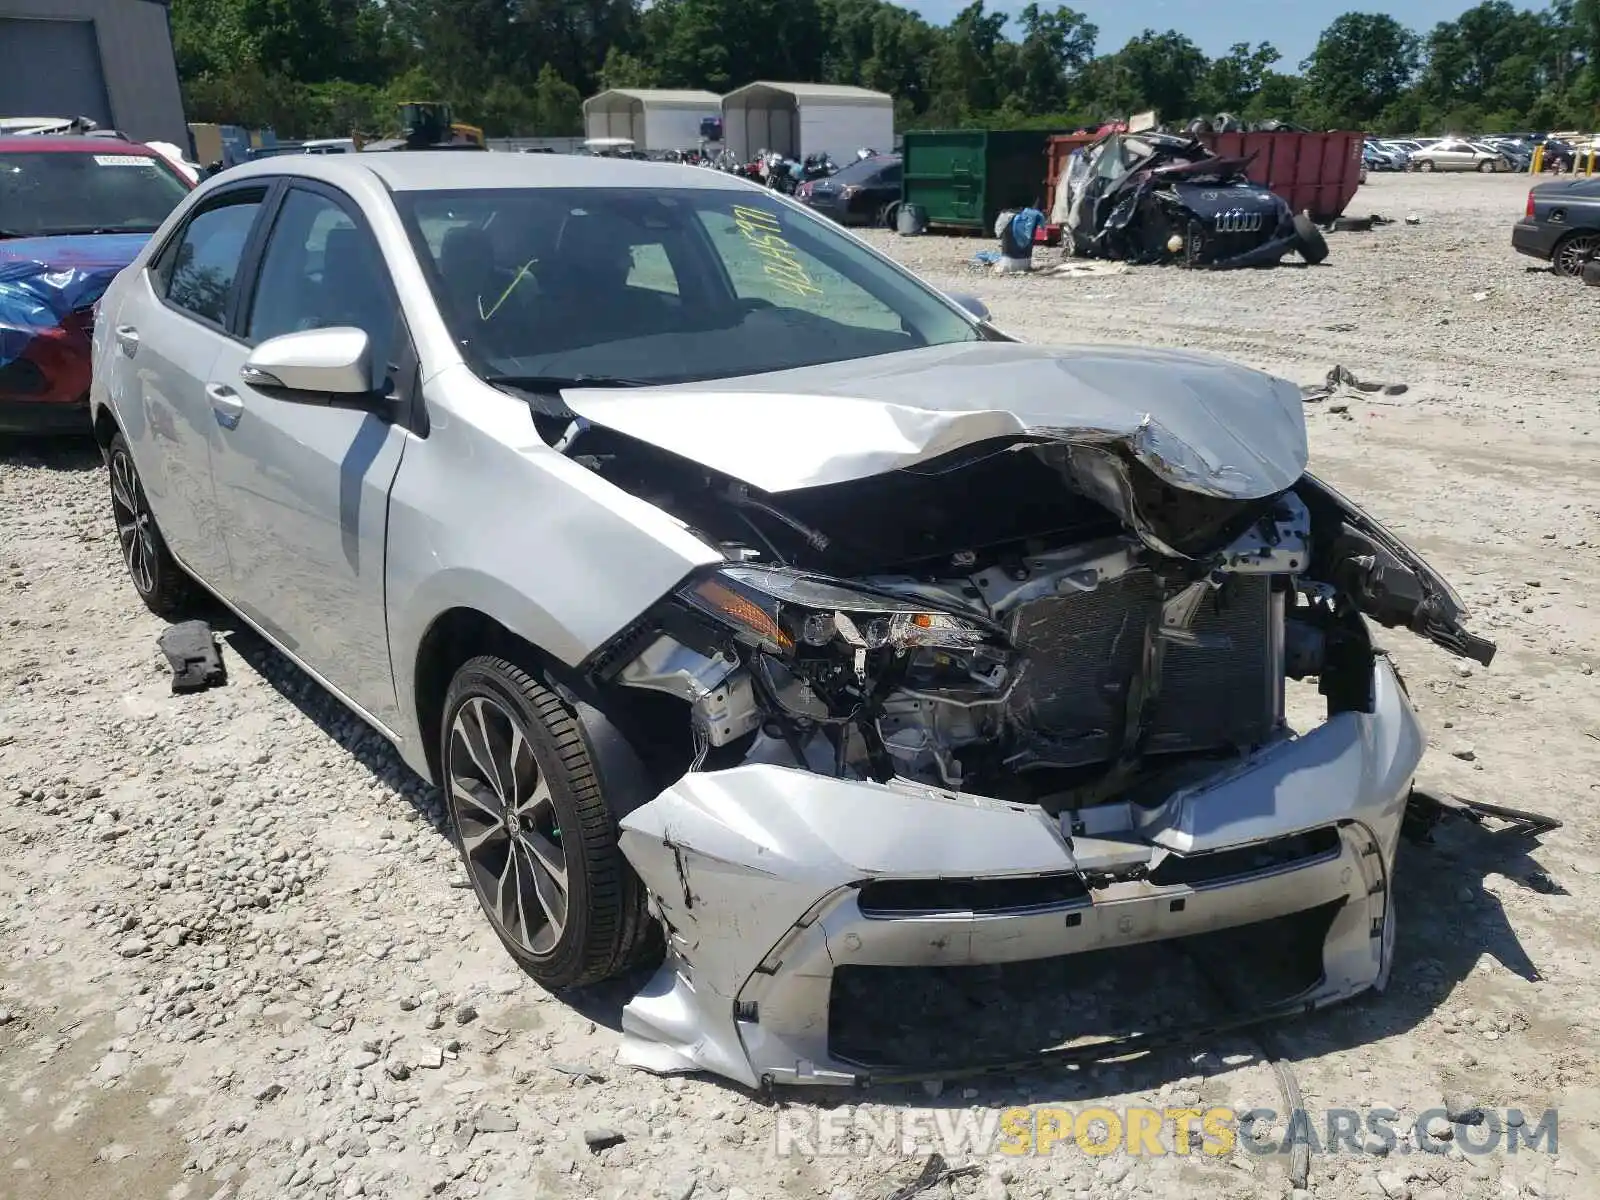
[483,373,654,391]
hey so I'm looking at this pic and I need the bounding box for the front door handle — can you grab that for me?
[206,383,244,430]
[115,325,139,356]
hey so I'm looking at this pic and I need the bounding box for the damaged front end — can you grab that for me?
[554,348,1491,1088]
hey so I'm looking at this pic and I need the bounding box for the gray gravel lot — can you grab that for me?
[2,171,1597,1200]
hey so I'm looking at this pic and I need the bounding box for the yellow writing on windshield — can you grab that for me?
[730,205,824,299]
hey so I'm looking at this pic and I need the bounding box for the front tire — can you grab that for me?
[440,656,648,989]
[1293,214,1330,265]
[106,432,191,617]
[1418,159,1435,173]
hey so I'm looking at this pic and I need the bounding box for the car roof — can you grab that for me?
[0,135,161,155]
[216,149,760,194]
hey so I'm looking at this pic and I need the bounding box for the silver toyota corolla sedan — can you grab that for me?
[89,151,1495,1089]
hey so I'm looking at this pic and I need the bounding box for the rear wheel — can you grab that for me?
[441,656,649,988]
[106,433,192,617]
[1553,232,1600,278]
[1293,214,1330,265]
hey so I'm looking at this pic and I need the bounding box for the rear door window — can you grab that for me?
[162,192,266,327]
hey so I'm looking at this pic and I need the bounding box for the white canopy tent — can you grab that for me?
[720,82,894,164]
[581,88,723,152]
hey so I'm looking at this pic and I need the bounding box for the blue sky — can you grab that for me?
[901,1,1541,69]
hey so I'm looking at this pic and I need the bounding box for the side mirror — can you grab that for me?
[948,292,991,322]
[241,327,374,398]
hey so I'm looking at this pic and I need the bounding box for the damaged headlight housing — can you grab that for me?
[678,566,1010,687]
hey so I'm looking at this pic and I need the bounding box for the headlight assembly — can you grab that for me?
[677,566,1002,660]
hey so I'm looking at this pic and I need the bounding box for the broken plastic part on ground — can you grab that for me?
[157,620,228,694]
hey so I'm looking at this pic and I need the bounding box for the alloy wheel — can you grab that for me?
[447,695,570,956]
[109,448,157,595]
[1555,234,1600,278]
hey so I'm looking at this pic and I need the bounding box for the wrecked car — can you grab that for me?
[90,153,1493,1090]
[0,134,192,433]
[1060,131,1329,269]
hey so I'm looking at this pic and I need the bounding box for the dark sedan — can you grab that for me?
[1512,178,1600,277]
[798,154,903,227]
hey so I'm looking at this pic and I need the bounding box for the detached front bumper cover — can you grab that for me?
[615,656,1423,1088]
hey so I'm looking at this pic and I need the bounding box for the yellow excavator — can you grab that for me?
[355,102,485,152]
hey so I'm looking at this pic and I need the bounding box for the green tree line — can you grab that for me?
[171,0,1600,139]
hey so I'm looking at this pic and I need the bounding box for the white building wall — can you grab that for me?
[797,100,893,164]
[584,104,644,144]
[642,105,718,151]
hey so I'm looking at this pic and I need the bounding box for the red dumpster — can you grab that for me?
[1042,129,1366,229]
[1209,131,1366,223]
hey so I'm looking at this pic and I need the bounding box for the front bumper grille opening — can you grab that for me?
[858,873,1089,917]
[1147,827,1342,889]
[827,901,1342,1071]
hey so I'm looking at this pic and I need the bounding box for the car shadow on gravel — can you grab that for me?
[0,435,101,472]
[157,597,1554,1102]
[176,599,664,1030]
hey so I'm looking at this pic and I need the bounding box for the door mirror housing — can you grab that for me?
[948,292,991,322]
[242,327,374,397]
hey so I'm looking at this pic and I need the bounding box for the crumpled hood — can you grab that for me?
[0,233,149,368]
[562,341,1308,499]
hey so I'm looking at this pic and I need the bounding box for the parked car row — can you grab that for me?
[1374,133,1595,174]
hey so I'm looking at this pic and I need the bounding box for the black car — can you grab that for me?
[1060,132,1328,269]
[1537,138,1578,172]
[1512,178,1600,276]
[799,154,903,227]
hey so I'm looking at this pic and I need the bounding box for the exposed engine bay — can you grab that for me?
[552,419,1492,808]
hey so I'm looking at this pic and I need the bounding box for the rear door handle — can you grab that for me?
[206,383,244,430]
[115,325,139,356]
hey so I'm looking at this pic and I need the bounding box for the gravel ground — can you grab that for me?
[2,172,1597,1200]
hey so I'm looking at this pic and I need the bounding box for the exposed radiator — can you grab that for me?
[1003,572,1280,768]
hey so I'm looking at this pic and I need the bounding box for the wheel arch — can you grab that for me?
[91,402,120,457]
[409,606,669,823]
[412,606,569,786]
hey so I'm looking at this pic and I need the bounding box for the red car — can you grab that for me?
[1,136,193,434]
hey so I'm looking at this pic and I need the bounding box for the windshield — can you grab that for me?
[0,150,189,237]
[395,185,980,386]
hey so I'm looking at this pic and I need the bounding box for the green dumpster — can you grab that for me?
[900,129,1062,233]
